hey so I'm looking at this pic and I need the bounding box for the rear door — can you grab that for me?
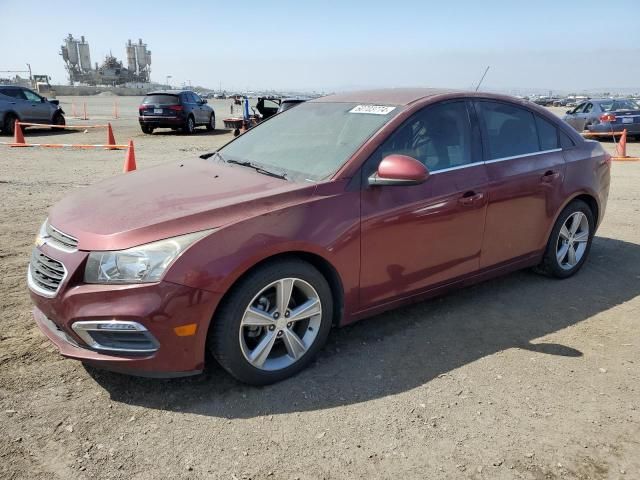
[191,92,206,123]
[359,100,489,308]
[475,100,567,268]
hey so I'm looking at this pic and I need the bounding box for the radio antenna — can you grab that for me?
[475,66,490,92]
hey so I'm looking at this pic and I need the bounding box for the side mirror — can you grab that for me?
[566,109,572,114]
[368,154,430,187]
[202,99,208,104]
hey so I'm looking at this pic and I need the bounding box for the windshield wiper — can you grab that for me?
[199,150,224,161]
[225,159,288,180]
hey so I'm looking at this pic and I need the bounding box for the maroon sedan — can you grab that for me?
[28,89,610,385]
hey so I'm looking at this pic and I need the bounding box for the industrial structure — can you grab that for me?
[60,34,151,86]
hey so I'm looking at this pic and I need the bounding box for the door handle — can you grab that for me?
[458,191,484,206]
[541,170,560,183]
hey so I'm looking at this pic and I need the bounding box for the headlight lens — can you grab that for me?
[84,229,214,284]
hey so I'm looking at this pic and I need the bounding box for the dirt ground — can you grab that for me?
[1,96,639,480]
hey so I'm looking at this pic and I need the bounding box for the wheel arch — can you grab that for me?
[210,250,345,331]
[545,191,600,246]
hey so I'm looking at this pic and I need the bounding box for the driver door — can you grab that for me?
[22,89,50,122]
[359,100,488,309]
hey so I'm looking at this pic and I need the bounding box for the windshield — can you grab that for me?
[219,102,399,181]
[600,99,640,112]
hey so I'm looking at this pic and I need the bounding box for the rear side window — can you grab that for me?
[142,94,179,105]
[535,115,559,150]
[477,101,539,160]
[0,88,26,100]
[560,130,576,149]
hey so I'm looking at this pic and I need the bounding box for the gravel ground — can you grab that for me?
[0,97,639,480]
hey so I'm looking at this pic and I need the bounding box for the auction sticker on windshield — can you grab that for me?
[349,105,396,115]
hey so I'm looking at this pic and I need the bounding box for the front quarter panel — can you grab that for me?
[164,179,361,320]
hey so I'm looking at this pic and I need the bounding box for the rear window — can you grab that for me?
[600,99,640,112]
[142,94,179,105]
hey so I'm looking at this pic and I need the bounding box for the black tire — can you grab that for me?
[3,113,17,136]
[206,113,215,131]
[183,115,196,134]
[534,199,595,278]
[141,125,154,134]
[209,259,333,385]
[52,112,65,130]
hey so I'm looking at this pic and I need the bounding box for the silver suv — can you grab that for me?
[0,85,66,135]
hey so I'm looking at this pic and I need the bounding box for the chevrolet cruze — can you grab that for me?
[28,89,610,385]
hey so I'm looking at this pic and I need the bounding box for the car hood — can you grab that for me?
[48,159,316,251]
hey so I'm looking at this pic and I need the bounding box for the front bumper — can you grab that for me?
[29,245,222,377]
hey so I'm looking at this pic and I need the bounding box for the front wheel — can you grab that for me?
[52,112,65,130]
[206,113,215,131]
[534,200,594,278]
[209,259,333,385]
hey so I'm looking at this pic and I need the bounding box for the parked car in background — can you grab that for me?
[278,96,310,113]
[138,90,215,134]
[0,85,65,135]
[563,98,640,135]
[29,89,610,385]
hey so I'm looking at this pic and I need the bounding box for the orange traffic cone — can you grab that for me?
[616,129,627,158]
[12,120,27,147]
[123,140,136,172]
[106,123,117,149]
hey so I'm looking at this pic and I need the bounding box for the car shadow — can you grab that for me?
[87,236,640,418]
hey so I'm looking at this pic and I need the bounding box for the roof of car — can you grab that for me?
[146,90,190,95]
[311,88,460,106]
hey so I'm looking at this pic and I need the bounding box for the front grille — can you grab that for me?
[29,250,67,296]
[88,331,159,353]
[46,223,78,251]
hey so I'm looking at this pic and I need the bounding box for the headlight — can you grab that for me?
[84,229,215,284]
[35,219,48,247]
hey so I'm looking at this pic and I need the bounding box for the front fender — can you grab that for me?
[164,185,361,315]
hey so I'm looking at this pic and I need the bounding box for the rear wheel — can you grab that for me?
[209,259,333,385]
[183,115,196,134]
[206,113,215,131]
[534,200,594,278]
[140,125,154,134]
[3,113,17,135]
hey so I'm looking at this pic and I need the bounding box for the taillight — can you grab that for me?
[599,113,616,123]
[168,105,184,111]
[138,105,146,113]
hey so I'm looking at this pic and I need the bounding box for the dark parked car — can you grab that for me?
[0,85,65,135]
[278,96,310,113]
[29,89,610,385]
[138,90,215,134]
[563,98,640,136]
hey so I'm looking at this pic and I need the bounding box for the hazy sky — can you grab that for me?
[2,0,639,93]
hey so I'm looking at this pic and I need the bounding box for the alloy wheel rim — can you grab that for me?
[210,115,215,128]
[188,118,194,132]
[239,278,322,371]
[556,212,589,270]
